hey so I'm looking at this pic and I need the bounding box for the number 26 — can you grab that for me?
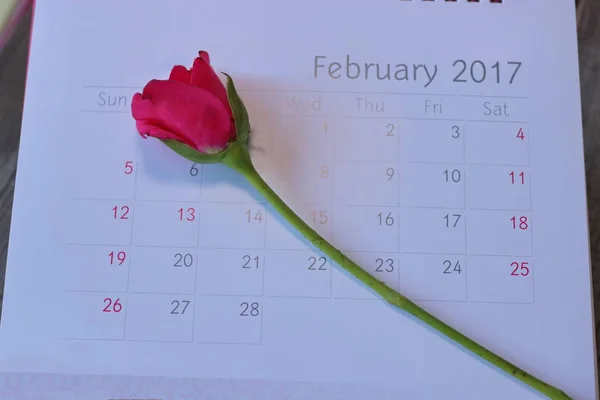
[103,297,122,313]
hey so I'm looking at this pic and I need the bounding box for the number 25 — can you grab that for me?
[511,262,530,276]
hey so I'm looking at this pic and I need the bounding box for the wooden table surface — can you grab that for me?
[0,0,599,390]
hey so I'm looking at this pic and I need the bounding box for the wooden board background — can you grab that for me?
[0,0,598,388]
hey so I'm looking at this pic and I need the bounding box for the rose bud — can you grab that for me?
[131,50,249,163]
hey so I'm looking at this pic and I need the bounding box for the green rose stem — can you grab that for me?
[158,74,572,400]
[221,142,571,400]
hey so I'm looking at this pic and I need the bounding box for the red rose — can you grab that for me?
[131,51,236,154]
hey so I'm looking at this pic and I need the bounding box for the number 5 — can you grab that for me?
[312,210,328,225]
[124,161,134,175]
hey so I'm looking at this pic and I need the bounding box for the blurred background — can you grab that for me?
[0,0,598,374]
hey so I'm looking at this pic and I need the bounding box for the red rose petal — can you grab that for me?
[135,120,196,147]
[132,80,235,153]
[198,50,210,64]
[131,92,195,146]
[190,54,233,119]
[169,65,191,83]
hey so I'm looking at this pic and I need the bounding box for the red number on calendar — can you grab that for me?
[178,207,195,221]
[103,297,122,313]
[124,161,134,174]
[509,171,525,184]
[516,128,525,140]
[511,216,529,230]
[511,262,530,276]
[112,206,129,219]
[108,251,126,265]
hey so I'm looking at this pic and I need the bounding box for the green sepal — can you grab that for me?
[160,139,227,164]
[222,72,251,144]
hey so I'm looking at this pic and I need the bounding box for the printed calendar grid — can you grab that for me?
[62,86,534,344]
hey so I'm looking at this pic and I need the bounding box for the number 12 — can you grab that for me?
[112,206,129,219]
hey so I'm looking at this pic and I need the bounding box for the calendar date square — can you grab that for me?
[194,296,262,345]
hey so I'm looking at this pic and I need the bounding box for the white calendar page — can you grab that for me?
[0,0,597,399]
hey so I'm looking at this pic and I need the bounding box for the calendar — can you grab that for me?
[0,0,597,399]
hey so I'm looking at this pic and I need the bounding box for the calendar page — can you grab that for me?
[0,0,597,399]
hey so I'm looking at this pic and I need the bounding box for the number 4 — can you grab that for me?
[517,128,525,140]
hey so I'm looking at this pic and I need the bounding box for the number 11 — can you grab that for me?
[510,171,525,184]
